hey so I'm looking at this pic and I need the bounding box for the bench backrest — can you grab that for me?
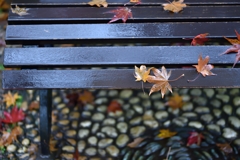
[3,0,240,90]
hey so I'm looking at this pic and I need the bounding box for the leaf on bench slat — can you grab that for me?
[162,0,186,13]
[88,0,108,8]
[11,5,29,16]
[105,7,133,23]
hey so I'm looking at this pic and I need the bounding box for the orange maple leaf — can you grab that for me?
[134,65,153,82]
[158,129,177,138]
[224,30,240,45]
[88,0,108,7]
[3,91,20,108]
[49,137,58,153]
[162,0,187,13]
[78,90,94,104]
[147,66,184,98]
[188,55,216,82]
[191,33,209,46]
[165,94,184,110]
[0,126,23,146]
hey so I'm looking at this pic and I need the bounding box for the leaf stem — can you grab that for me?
[187,73,200,82]
[168,74,184,82]
[141,81,146,95]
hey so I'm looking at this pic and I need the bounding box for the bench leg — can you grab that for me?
[39,89,52,157]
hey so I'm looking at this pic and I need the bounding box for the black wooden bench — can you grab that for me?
[2,0,240,158]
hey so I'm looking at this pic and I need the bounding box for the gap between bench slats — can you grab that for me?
[2,69,239,89]
[5,22,240,45]
[3,46,235,67]
[11,0,240,6]
[8,6,240,24]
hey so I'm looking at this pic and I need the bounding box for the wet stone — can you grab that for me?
[103,118,116,126]
[168,108,179,116]
[194,106,210,113]
[80,121,92,128]
[69,112,80,120]
[59,120,70,126]
[210,99,221,108]
[154,101,165,110]
[96,132,106,138]
[163,120,171,127]
[130,117,142,125]
[129,97,140,104]
[217,119,225,127]
[144,142,161,156]
[67,139,76,146]
[25,116,33,124]
[108,90,118,97]
[172,117,188,127]
[223,128,237,139]
[188,121,203,129]
[78,140,86,152]
[233,97,240,106]
[120,90,133,99]
[207,124,220,133]
[101,126,118,137]
[237,107,240,116]
[107,145,119,157]
[144,120,159,129]
[92,113,105,121]
[223,105,232,115]
[78,129,89,138]
[54,97,62,104]
[151,93,161,100]
[216,94,230,103]
[82,111,91,118]
[193,97,207,106]
[182,102,193,111]
[71,121,78,128]
[61,108,69,115]
[98,149,106,156]
[56,132,63,139]
[97,105,107,112]
[85,147,97,156]
[133,105,143,114]
[190,89,202,96]
[57,103,66,110]
[213,109,222,118]
[26,124,34,129]
[85,104,94,110]
[117,122,128,133]
[18,147,27,153]
[63,146,75,153]
[142,100,151,108]
[230,88,239,95]
[88,136,98,146]
[182,112,197,119]
[201,114,213,123]
[138,92,149,99]
[179,88,189,94]
[143,110,154,120]
[126,109,135,119]
[203,89,214,98]
[216,88,227,94]
[155,111,168,121]
[97,90,107,97]
[234,139,240,146]
[109,110,123,117]
[33,136,40,143]
[181,95,190,101]
[116,134,129,147]
[98,138,113,148]
[229,116,240,129]
[95,98,108,105]
[130,126,146,138]
[22,138,30,146]
[92,123,100,134]
[66,130,76,137]
[7,144,17,152]
[27,129,38,137]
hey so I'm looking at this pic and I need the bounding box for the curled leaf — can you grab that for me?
[127,137,145,148]
[88,0,108,7]
[11,5,29,16]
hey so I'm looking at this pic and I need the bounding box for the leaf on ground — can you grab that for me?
[88,0,108,7]
[3,91,21,109]
[66,92,80,106]
[187,132,204,146]
[78,90,94,104]
[224,30,240,45]
[147,66,184,98]
[165,94,184,110]
[52,110,58,124]
[49,137,58,153]
[28,101,39,111]
[11,5,29,16]
[134,65,153,82]
[28,143,38,155]
[158,129,177,138]
[162,0,187,13]
[106,7,133,23]
[107,100,121,113]
[2,106,25,124]
[191,33,209,46]
[0,126,23,146]
[127,137,145,148]
[216,143,233,154]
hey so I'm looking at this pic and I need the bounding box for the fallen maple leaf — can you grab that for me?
[1,106,25,124]
[162,0,187,13]
[3,91,21,109]
[0,126,23,146]
[49,137,58,153]
[233,50,240,68]
[216,143,233,154]
[158,129,177,138]
[147,66,184,98]
[165,94,184,110]
[224,30,240,45]
[187,132,204,146]
[106,7,133,23]
[191,33,209,46]
[107,100,121,113]
[11,5,29,16]
[88,0,108,7]
[188,55,216,82]
[220,44,240,56]
[28,101,39,111]
[130,0,141,3]
[78,90,94,104]
[134,65,153,83]
[127,137,145,148]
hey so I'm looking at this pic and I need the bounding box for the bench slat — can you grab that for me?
[5,22,240,44]
[8,6,240,24]
[11,0,240,5]
[3,46,235,67]
[2,69,239,89]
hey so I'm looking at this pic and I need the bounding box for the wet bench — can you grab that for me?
[2,0,240,158]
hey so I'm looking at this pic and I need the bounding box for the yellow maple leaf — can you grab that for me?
[158,129,177,138]
[162,0,187,13]
[134,65,153,83]
[3,91,20,108]
[165,94,184,110]
[88,0,108,7]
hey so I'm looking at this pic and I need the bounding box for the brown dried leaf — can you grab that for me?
[162,0,187,13]
[78,90,94,104]
[165,94,184,110]
[28,143,38,155]
[224,30,240,45]
[28,101,39,111]
[49,137,58,153]
[192,55,216,77]
[127,137,145,148]
[0,126,23,146]
[216,143,233,154]
[11,5,29,16]
[88,0,108,7]
[134,65,152,82]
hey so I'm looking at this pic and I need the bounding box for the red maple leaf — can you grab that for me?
[1,106,25,123]
[191,33,209,46]
[187,132,204,146]
[233,50,240,68]
[106,7,133,23]
[107,100,122,113]
[73,148,79,160]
